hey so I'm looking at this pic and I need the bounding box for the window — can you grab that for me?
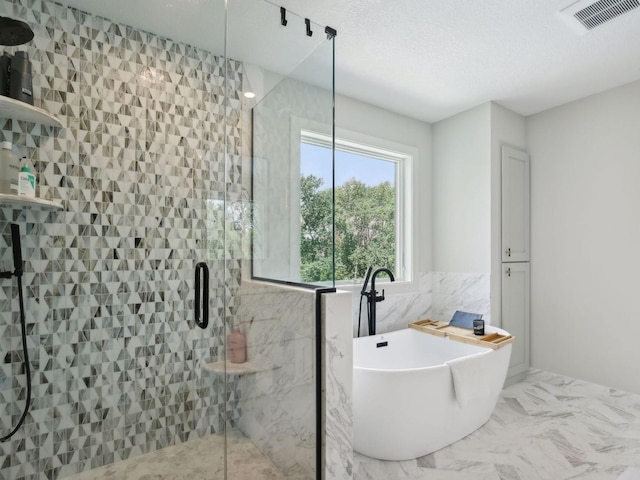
[299,130,412,284]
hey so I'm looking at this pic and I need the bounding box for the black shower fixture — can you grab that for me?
[0,224,31,442]
[278,7,336,40]
[0,16,34,46]
[325,26,337,40]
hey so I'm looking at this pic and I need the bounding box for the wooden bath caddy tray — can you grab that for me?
[408,319,515,350]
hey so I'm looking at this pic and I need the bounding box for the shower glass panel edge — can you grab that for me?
[225,1,336,478]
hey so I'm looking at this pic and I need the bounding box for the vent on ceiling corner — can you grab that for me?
[559,0,640,32]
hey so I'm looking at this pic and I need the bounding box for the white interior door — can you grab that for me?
[501,146,530,262]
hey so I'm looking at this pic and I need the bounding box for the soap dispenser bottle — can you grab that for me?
[18,165,35,197]
[228,329,247,364]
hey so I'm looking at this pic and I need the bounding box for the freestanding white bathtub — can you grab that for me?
[353,326,512,461]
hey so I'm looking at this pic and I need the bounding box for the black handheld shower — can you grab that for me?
[0,223,24,279]
[356,266,373,337]
[11,223,22,276]
[360,266,373,296]
[0,223,31,442]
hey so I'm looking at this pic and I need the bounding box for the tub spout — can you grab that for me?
[367,267,395,335]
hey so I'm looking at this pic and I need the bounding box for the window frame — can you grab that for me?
[293,122,415,289]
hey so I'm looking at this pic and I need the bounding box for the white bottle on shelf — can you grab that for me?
[0,141,20,195]
[18,165,36,197]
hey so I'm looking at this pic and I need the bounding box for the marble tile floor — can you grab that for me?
[63,428,284,480]
[354,369,640,480]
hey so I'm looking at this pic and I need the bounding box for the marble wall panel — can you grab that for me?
[234,282,318,478]
[324,290,354,480]
[351,272,433,336]
[431,272,491,323]
[350,271,491,334]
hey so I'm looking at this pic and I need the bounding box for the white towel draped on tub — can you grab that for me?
[445,351,493,408]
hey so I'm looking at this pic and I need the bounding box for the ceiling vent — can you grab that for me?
[559,0,640,33]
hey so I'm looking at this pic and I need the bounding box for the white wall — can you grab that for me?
[335,94,432,276]
[335,95,434,335]
[527,79,640,394]
[432,103,491,273]
[431,102,526,325]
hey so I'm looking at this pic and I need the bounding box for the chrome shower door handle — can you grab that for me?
[194,262,209,329]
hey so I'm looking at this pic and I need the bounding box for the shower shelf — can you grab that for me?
[203,360,275,376]
[0,193,63,211]
[0,96,63,128]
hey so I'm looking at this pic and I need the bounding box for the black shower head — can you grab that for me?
[0,16,34,46]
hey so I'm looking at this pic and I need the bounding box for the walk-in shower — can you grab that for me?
[0,0,336,478]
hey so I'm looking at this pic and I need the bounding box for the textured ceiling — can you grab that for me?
[54,0,640,122]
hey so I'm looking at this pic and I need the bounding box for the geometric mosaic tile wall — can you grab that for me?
[0,1,243,478]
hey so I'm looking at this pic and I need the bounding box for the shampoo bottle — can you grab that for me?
[228,329,247,364]
[18,165,35,197]
[0,141,20,195]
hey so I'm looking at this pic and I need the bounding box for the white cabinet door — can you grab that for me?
[501,146,530,262]
[502,262,530,379]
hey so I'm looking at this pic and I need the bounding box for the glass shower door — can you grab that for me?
[224,1,336,478]
[0,0,232,479]
[0,0,335,478]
